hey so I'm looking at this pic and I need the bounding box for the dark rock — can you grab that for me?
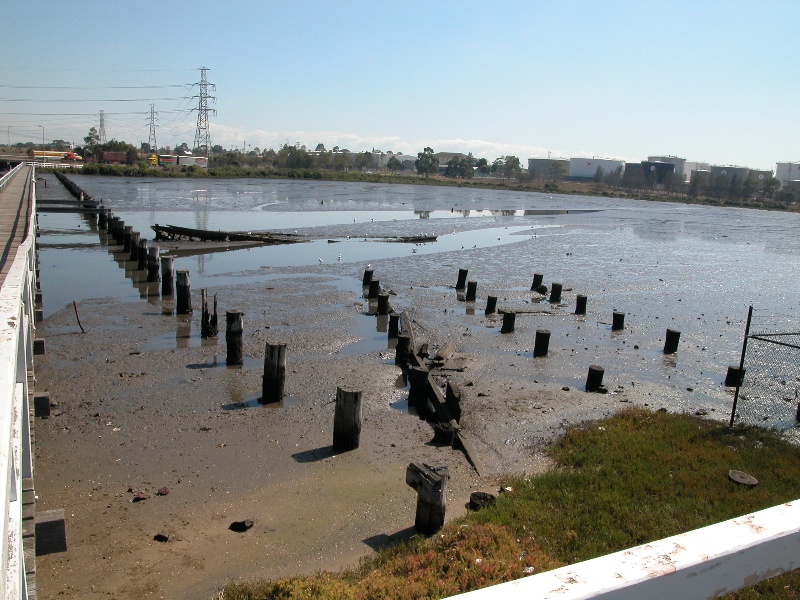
[229,519,255,533]
[132,492,150,502]
[695,409,708,416]
[154,531,169,543]
[561,386,570,392]
[157,487,170,496]
[468,492,497,511]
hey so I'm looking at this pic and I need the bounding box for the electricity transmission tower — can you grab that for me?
[148,104,158,154]
[192,67,216,157]
[99,110,107,144]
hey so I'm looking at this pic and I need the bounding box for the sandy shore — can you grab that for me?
[33,239,725,598]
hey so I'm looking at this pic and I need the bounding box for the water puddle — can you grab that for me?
[222,395,300,410]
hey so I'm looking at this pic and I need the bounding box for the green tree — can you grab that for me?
[355,151,373,171]
[593,166,605,183]
[763,177,780,199]
[444,156,467,178]
[688,175,700,197]
[729,174,742,201]
[83,127,100,157]
[741,177,756,200]
[332,151,350,171]
[549,161,566,182]
[476,157,489,175]
[415,147,438,177]
[316,150,332,169]
[387,156,404,174]
[503,155,522,178]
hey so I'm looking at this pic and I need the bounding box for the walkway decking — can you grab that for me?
[0,165,33,288]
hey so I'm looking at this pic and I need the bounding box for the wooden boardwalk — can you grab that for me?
[0,164,33,288]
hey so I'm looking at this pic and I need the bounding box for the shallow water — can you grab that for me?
[36,176,800,419]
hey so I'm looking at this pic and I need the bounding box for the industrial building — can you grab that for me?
[648,155,686,178]
[568,157,624,179]
[527,158,569,180]
[776,162,800,187]
[709,165,749,181]
[640,161,676,184]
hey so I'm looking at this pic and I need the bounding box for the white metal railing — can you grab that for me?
[0,164,35,599]
[445,499,800,600]
[0,163,25,193]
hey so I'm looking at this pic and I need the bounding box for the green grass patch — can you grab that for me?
[223,408,800,598]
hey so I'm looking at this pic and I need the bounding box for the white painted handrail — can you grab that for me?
[0,165,36,599]
[445,500,800,600]
[0,163,24,193]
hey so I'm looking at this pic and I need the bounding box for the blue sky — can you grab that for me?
[2,1,797,170]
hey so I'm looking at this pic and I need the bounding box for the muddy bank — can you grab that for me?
[32,257,728,599]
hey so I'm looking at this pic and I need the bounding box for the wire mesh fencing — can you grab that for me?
[731,308,800,428]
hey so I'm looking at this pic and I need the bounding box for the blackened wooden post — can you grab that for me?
[123,225,133,252]
[368,279,380,299]
[445,381,462,423]
[456,268,468,290]
[534,329,551,357]
[575,294,587,315]
[105,211,114,232]
[612,311,625,331]
[114,218,125,244]
[533,284,548,295]
[225,311,244,365]
[176,270,192,314]
[129,231,140,261]
[406,463,449,536]
[388,313,399,338]
[146,246,160,282]
[261,342,287,403]
[550,282,563,303]
[109,216,120,242]
[725,366,743,387]
[137,239,148,270]
[664,329,681,354]
[408,366,429,407]
[200,289,217,337]
[485,295,498,315]
[98,208,107,228]
[377,293,390,315]
[362,268,374,285]
[500,311,516,333]
[333,387,362,451]
[586,365,605,392]
[161,255,174,296]
[395,334,411,366]
[531,273,543,290]
[466,281,477,302]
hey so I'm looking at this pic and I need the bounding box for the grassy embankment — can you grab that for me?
[221,408,800,600]
[51,163,799,213]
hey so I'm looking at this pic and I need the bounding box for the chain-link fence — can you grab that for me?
[730,307,800,428]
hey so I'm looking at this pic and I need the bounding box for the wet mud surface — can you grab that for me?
[34,268,734,599]
[33,174,799,598]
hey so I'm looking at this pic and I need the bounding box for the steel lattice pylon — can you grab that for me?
[192,67,216,157]
[148,104,158,155]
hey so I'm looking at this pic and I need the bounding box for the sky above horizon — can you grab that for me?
[2,1,797,171]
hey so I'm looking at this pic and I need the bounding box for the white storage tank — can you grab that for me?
[568,158,624,179]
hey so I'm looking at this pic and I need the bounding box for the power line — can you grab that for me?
[0,84,190,90]
[0,97,186,102]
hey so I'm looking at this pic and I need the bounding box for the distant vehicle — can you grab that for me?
[30,150,83,162]
[151,155,208,169]
[98,151,127,164]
